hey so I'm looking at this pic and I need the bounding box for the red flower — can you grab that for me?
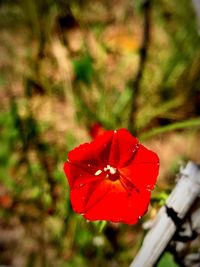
[64,128,159,224]
[89,122,106,139]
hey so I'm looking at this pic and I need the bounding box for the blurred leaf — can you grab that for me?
[66,131,78,151]
[43,193,52,207]
[0,74,6,88]
[98,220,107,232]
[137,97,184,130]
[54,168,66,183]
[151,191,169,206]
[73,55,94,84]
[45,216,63,240]
[92,220,107,233]
[157,252,179,267]
[112,87,132,118]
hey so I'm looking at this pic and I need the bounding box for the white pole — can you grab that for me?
[130,161,200,267]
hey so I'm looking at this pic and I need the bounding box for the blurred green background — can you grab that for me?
[0,0,200,266]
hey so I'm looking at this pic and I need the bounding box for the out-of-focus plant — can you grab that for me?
[0,0,200,266]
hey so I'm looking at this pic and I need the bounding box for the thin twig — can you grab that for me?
[128,0,152,134]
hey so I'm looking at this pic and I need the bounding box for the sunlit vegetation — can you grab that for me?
[0,0,200,266]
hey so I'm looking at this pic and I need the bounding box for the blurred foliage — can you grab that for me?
[0,0,200,266]
[157,252,179,267]
[73,55,94,84]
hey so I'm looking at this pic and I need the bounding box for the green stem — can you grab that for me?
[139,118,200,141]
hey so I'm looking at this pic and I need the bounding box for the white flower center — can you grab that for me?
[94,165,117,177]
[105,165,117,174]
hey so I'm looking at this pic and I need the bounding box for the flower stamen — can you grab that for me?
[94,169,102,176]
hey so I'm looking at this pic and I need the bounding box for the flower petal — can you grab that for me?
[119,144,159,191]
[83,182,151,224]
[70,180,111,214]
[108,129,139,168]
[64,160,103,188]
[67,130,114,167]
[63,128,159,225]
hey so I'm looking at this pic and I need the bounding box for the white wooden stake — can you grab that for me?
[130,161,200,267]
